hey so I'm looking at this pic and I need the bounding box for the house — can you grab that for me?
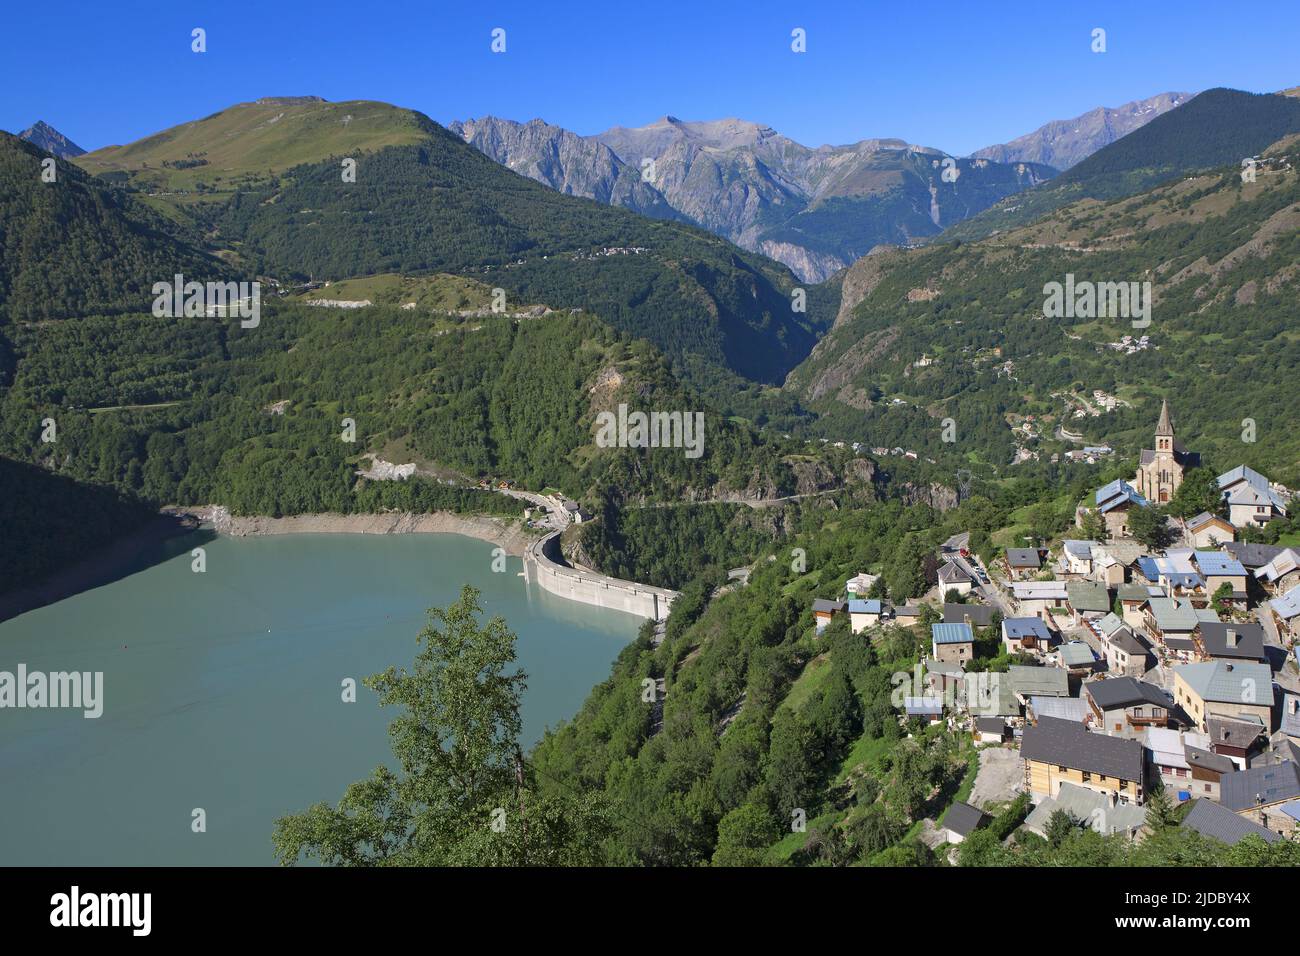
[892,605,923,625]
[1185,746,1235,802]
[1105,626,1150,679]
[966,673,1022,720]
[973,716,1009,744]
[938,801,990,844]
[1282,693,1300,744]
[1193,622,1266,664]
[1091,552,1126,587]
[1268,585,1300,643]
[1093,612,1126,642]
[1066,580,1111,626]
[1206,715,1267,770]
[938,560,974,597]
[812,599,846,634]
[1002,616,1052,655]
[1012,581,1068,620]
[848,599,883,634]
[1095,479,1149,539]
[904,697,945,724]
[942,603,996,628]
[1139,551,1204,598]
[1173,660,1274,732]
[1256,548,1300,595]
[1186,512,1236,549]
[1005,547,1045,580]
[1133,400,1196,504]
[844,572,879,600]
[1218,465,1289,528]
[1020,716,1147,804]
[1116,582,1157,629]
[1057,640,1100,675]
[1008,664,1070,700]
[1192,551,1249,609]
[1085,677,1170,739]
[1219,761,1300,838]
[931,622,975,665]
[1144,597,1202,660]
[1145,726,1208,791]
[572,507,593,524]
[1023,782,1148,838]
[1182,798,1280,846]
[1061,540,1098,578]
[1096,540,1144,576]
[925,659,966,698]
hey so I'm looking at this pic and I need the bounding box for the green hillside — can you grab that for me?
[785,131,1300,485]
[944,88,1300,242]
[0,133,223,321]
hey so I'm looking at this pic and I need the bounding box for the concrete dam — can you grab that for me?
[524,531,677,621]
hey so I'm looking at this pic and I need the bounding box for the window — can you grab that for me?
[1082,772,1092,781]
[1120,781,1129,791]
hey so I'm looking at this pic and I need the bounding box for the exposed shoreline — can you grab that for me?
[0,506,540,625]
[176,505,539,556]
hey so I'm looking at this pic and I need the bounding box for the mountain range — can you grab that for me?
[449,93,1192,282]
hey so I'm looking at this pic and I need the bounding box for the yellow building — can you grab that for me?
[1021,716,1146,805]
[1133,400,1196,504]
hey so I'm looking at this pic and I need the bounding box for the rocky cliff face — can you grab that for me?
[972,92,1194,170]
[448,116,677,219]
[452,114,1055,282]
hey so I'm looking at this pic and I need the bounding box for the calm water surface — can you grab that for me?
[0,532,640,865]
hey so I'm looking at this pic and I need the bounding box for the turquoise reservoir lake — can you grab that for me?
[0,532,641,865]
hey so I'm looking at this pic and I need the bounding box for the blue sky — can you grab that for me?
[2,0,1296,155]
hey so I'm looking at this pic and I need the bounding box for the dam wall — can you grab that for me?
[524,532,677,622]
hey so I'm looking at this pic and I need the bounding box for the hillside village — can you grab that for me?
[806,404,1300,854]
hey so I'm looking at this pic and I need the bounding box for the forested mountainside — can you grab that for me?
[786,131,1300,486]
[0,134,222,321]
[454,114,1055,282]
[945,89,1300,242]
[48,98,828,393]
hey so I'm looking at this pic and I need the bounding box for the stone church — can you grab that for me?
[1133,399,1197,504]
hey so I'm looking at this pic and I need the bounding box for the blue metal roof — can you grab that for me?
[848,599,882,614]
[1194,551,1247,577]
[931,622,974,644]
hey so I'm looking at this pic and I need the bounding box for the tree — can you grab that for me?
[1044,809,1080,847]
[1128,505,1175,550]
[1211,581,1235,616]
[1168,467,1224,520]
[711,803,779,867]
[1144,782,1179,830]
[273,586,609,865]
[1078,508,1107,542]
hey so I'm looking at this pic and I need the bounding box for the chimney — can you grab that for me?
[1226,628,1238,648]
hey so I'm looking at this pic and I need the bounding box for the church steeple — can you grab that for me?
[1156,398,1174,438]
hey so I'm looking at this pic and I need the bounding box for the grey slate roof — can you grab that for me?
[1223,542,1285,569]
[1085,677,1168,711]
[1003,616,1051,641]
[943,603,995,627]
[1182,799,1280,845]
[1029,695,1089,723]
[1009,665,1069,698]
[940,800,990,837]
[1207,715,1267,751]
[1109,627,1147,656]
[975,717,1006,734]
[1006,547,1043,568]
[1176,660,1272,706]
[1067,580,1111,613]
[1185,746,1234,775]
[1020,715,1145,780]
[1196,622,1266,661]
[1220,761,1300,811]
[1024,782,1148,837]
[812,599,846,613]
